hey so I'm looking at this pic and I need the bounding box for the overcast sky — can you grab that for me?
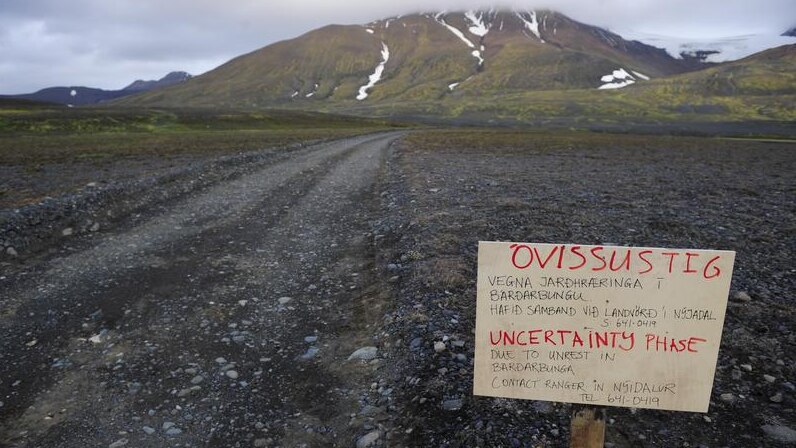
[1,0,794,94]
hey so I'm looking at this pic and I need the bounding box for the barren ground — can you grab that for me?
[0,129,794,448]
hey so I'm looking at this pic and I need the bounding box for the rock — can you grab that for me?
[142,426,155,435]
[90,222,100,232]
[740,364,753,372]
[177,386,201,397]
[162,422,175,431]
[300,347,319,360]
[166,427,182,436]
[410,338,423,350]
[356,430,381,448]
[762,425,796,443]
[277,297,292,305]
[720,393,735,403]
[442,398,463,411]
[62,227,74,236]
[763,374,776,383]
[434,341,446,353]
[304,336,318,343]
[770,392,784,403]
[215,357,227,364]
[348,346,378,361]
[190,375,204,385]
[6,247,17,257]
[225,370,239,379]
[733,291,752,302]
[108,439,128,448]
[254,439,268,447]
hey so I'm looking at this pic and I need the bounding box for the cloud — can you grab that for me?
[1,0,794,93]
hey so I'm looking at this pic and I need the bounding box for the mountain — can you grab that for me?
[123,71,193,92]
[3,71,192,106]
[784,27,796,37]
[115,10,795,124]
[117,9,705,109]
[616,29,796,63]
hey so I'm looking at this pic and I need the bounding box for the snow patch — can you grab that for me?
[614,29,796,63]
[435,16,475,48]
[357,42,390,101]
[448,82,460,91]
[434,14,484,66]
[70,89,77,97]
[465,10,490,37]
[599,68,644,90]
[631,70,650,81]
[291,91,299,98]
[365,28,374,34]
[516,11,544,42]
[305,83,319,98]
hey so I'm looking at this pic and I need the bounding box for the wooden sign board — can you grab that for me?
[473,242,735,413]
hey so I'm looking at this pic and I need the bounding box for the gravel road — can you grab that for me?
[0,132,404,447]
[1,130,794,448]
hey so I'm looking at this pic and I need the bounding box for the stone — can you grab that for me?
[190,375,204,385]
[761,425,796,443]
[740,364,753,372]
[304,336,318,343]
[90,222,101,232]
[278,297,292,305]
[300,347,319,360]
[254,439,268,447]
[225,370,239,379]
[434,341,446,353]
[733,291,752,302]
[770,392,784,403]
[348,346,378,361]
[177,386,201,397]
[442,398,463,411]
[215,357,227,364]
[763,374,776,383]
[108,439,128,448]
[162,422,175,431]
[6,247,18,257]
[166,427,182,436]
[62,227,74,236]
[142,426,155,435]
[720,393,735,403]
[356,430,381,448]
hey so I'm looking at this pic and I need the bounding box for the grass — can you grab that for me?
[0,105,404,165]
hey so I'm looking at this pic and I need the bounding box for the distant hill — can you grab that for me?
[2,71,191,106]
[784,27,796,37]
[123,71,193,92]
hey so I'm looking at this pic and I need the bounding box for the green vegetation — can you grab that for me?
[0,104,402,165]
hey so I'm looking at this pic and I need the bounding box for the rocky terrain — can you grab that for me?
[0,130,794,447]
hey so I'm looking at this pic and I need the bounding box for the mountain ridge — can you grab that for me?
[2,71,192,106]
[113,9,796,123]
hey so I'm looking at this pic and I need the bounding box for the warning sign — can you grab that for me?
[473,242,735,412]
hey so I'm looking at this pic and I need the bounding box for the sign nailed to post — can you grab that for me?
[473,242,736,413]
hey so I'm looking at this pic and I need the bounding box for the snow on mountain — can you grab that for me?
[464,10,491,37]
[357,42,390,101]
[599,68,639,90]
[515,11,544,42]
[433,13,484,66]
[615,29,796,63]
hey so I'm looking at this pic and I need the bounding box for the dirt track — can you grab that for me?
[1,130,794,448]
[0,132,404,447]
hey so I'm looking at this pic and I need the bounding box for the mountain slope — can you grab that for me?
[123,71,193,92]
[118,9,702,108]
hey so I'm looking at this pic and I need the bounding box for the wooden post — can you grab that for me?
[569,405,606,448]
